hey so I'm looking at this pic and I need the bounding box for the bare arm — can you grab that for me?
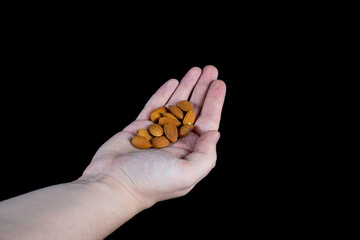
[0,178,142,239]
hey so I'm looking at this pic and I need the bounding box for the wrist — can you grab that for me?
[75,173,150,213]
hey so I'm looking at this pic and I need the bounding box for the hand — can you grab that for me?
[80,66,226,208]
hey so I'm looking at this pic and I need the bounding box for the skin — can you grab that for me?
[0,65,226,240]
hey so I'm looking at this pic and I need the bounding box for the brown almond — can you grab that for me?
[183,110,196,125]
[177,100,193,112]
[150,107,167,122]
[158,117,182,127]
[179,124,194,137]
[131,135,152,149]
[137,128,153,140]
[169,105,184,120]
[164,123,178,142]
[149,124,164,137]
[161,112,178,120]
[151,136,170,148]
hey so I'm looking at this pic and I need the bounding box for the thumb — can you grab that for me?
[185,130,221,181]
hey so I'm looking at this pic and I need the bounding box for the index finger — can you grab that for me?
[194,80,226,136]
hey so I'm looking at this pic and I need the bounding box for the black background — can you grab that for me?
[0,12,319,238]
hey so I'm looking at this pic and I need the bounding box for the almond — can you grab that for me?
[150,107,167,122]
[178,124,194,137]
[164,123,178,142]
[183,110,195,125]
[161,112,178,120]
[177,100,193,112]
[131,135,152,149]
[149,124,164,137]
[131,100,197,149]
[158,117,181,127]
[151,136,170,148]
[169,105,184,120]
[137,128,153,140]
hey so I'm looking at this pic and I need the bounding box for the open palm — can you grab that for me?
[81,66,226,207]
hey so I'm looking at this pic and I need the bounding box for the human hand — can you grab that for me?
[80,66,226,208]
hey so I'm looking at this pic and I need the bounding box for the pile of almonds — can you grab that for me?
[131,100,196,149]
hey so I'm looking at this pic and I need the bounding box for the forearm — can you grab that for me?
[0,176,144,240]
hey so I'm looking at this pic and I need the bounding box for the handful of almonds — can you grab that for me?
[131,100,196,149]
